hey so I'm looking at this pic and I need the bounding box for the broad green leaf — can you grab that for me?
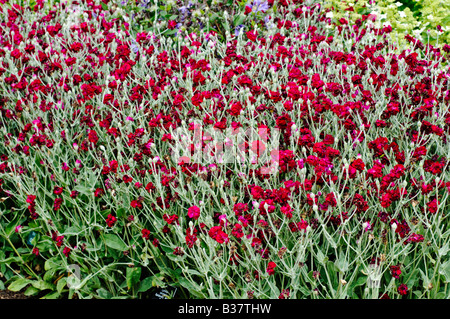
[57,277,67,293]
[335,251,349,273]
[138,276,154,293]
[322,227,337,249]
[350,276,367,290]
[126,267,142,289]
[24,285,40,296]
[233,14,246,27]
[315,248,328,265]
[64,225,82,235]
[267,280,280,298]
[0,256,23,265]
[116,207,126,218]
[41,291,60,299]
[435,292,446,299]
[438,243,449,257]
[104,234,128,251]
[438,260,450,282]
[44,257,63,271]
[327,261,339,290]
[96,288,113,299]
[138,274,166,292]
[31,279,55,291]
[7,278,31,292]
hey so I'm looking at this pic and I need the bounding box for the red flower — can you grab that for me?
[94,188,104,197]
[397,283,408,296]
[231,223,244,238]
[32,248,39,256]
[53,197,63,211]
[208,226,229,244]
[88,129,99,145]
[142,228,151,240]
[390,265,401,279]
[63,246,71,257]
[53,186,64,195]
[279,289,290,299]
[131,200,143,209]
[167,20,178,30]
[106,214,117,227]
[266,261,277,275]
[185,229,198,248]
[187,205,201,220]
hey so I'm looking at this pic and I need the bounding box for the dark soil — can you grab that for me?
[0,289,37,299]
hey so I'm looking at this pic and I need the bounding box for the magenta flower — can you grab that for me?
[187,205,201,220]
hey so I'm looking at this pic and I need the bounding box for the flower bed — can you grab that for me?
[0,0,449,299]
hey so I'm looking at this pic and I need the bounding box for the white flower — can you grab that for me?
[326,12,334,19]
[398,11,406,18]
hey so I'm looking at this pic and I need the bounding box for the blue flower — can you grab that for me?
[130,39,139,53]
[140,0,151,8]
[235,24,245,36]
[247,0,269,13]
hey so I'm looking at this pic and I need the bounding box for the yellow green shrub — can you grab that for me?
[324,0,450,49]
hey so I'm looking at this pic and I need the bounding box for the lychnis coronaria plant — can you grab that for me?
[0,0,449,300]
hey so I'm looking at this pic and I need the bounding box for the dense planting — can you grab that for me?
[324,0,450,50]
[0,0,450,299]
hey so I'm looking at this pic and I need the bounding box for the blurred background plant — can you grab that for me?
[322,0,450,50]
[116,0,277,42]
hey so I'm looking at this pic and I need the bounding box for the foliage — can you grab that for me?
[323,0,450,50]
[0,0,449,299]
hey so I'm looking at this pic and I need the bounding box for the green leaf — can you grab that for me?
[7,278,31,292]
[178,277,198,291]
[315,248,328,265]
[104,234,128,251]
[435,292,446,299]
[41,291,60,299]
[138,276,154,293]
[233,14,246,27]
[64,225,82,235]
[23,285,40,296]
[101,2,108,10]
[327,261,339,290]
[439,260,450,282]
[57,278,67,293]
[322,227,337,249]
[0,256,23,265]
[438,243,449,257]
[116,207,126,219]
[138,274,166,292]
[350,276,367,290]
[406,269,420,288]
[44,257,63,271]
[126,267,142,290]
[183,269,202,277]
[96,288,113,299]
[31,280,55,291]
[335,251,349,273]
[29,0,36,10]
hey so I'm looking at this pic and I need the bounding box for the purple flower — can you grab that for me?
[235,24,245,36]
[140,0,151,8]
[247,0,269,13]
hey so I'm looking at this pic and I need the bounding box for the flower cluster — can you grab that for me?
[0,0,449,299]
